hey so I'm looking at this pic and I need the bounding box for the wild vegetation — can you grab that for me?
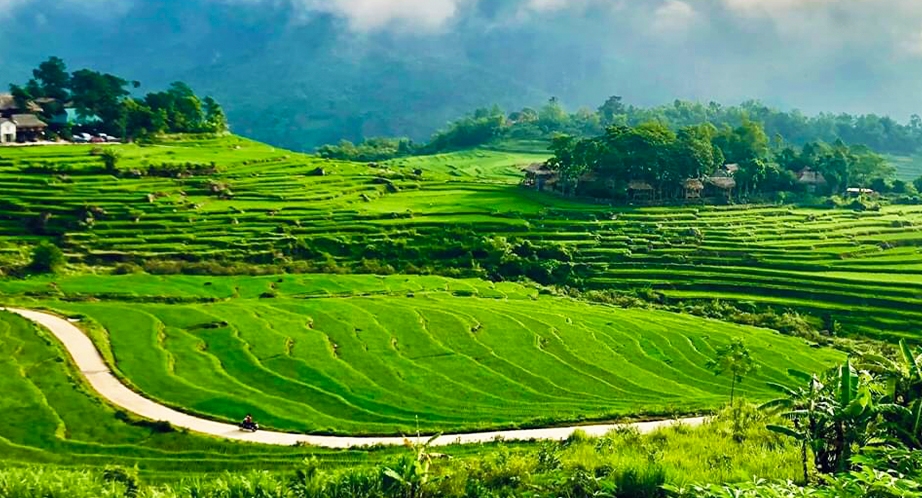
[0,406,823,496]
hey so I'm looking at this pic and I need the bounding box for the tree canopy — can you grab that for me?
[545,119,892,202]
[9,57,228,140]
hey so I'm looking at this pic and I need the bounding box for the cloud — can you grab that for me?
[295,0,471,31]
[0,0,31,16]
[651,0,698,34]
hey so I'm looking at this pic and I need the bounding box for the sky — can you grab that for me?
[2,0,922,121]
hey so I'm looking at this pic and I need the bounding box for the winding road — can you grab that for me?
[5,307,706,448]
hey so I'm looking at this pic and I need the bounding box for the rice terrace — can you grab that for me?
[3,58,922,497]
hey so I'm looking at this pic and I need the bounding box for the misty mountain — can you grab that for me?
[3,0,922,151]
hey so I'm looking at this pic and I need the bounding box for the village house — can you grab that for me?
[705,164,738,199]
[0,94,49,143]
[0,93,41,118]
[522,163,557,191]
[683,178,705,200]
[797,167,828,193]
[627,180,654,202]
[0,118,15,144]
[11,114,48,142]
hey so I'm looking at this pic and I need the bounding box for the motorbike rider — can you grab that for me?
[242,414,255,428]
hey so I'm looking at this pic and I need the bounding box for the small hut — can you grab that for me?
[706,176,736,199]
[522,163,556,191]
[797,167,828,193]
[628,180,654,202]
[683,178,705,200]
[846,187,876,198]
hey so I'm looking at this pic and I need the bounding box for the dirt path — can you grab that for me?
[5,307,706,448]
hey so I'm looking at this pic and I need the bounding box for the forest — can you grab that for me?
[317,97,922,163]
[9,57,227,140]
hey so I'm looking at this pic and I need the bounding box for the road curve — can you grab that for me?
[5,307,706,448]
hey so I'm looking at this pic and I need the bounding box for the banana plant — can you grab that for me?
[383,433,443,498]
[859,340,922,449]
[763,360,883,476]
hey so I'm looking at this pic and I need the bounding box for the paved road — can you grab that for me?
[5,307,706,448]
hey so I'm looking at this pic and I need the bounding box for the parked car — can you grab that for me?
[73,133,92,143]
[90,136,105,143]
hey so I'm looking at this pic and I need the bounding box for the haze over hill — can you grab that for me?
[3,0,922,151]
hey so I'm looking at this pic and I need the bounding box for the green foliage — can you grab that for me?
[99,148,121,174]
[707,339,758,405]
[29,242,65,273]
[318,137,419,162]
[547,120,891,202]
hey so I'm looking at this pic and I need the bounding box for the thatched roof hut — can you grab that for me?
[706,176,737,190]
[627,180,654,191]
[797,167,827,186]
[523,163,554,176]
[684,179,705,191]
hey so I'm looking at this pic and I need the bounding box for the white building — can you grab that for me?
[0,118,15,144]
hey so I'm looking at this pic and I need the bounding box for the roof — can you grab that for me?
[628,181,654,191]
[12,114,48,129]
[523,163,554,175]
[684,178,705,190]
[706,176,737,189]
[797,167,827,185]
[0,93,42,113]
[53,108,102,125]
[724,163,740,174]
[0,118,12,126]
[847,188,875,194]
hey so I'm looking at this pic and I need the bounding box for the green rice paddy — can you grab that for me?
[0,136,903,475]
[2,274,843,437]
[0,136,920,340]
[0,309,414,480]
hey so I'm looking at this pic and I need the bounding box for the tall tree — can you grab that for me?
[33,56,70,102]
[706,339,757,405]
[70,69,131,131]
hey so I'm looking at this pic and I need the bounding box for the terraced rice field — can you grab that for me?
[1,137,921,341]
[0,309,416,480]
[2,274,843,436]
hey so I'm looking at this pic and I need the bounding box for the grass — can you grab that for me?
[0,405,808,493]
[1,274,842,436]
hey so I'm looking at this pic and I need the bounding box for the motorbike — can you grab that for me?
[239,420,259,432]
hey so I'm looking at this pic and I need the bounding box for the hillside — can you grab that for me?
[1,137,920,497]
[1,136,921,340]
[0,274,842,436]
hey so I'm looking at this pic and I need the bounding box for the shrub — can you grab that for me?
[30,242,65,273]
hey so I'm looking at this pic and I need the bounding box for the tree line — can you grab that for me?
[318,96,922,162]
[546,120,896,201]
[9,57,227,139]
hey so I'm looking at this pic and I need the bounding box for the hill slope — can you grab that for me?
[0,137,921,340]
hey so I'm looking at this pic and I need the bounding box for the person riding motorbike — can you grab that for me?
[240,414,258,432]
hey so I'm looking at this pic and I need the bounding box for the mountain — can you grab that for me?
[3,0,922,151]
